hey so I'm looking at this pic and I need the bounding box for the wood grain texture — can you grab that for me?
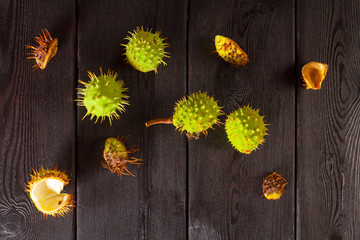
[297,0,360,239]
[188,0,295,239]
[2,1,360,239]
[76,0,187,239]
[0,1,76,240]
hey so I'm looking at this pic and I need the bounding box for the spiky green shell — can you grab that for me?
[77,69,129,125]
[102,137,143,177]
[172,92,222,139]
[225,105,268,154]
[104,137,128,160]
[123,27,169,73]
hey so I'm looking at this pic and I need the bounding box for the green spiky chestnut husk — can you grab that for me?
[172,92,223,139]
[225,105,268,154]
[102,137,143,178]
[77,69,129,125]
[123,27,169,73]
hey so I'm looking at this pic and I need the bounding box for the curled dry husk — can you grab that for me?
[26,29,58,70]
[302,62,328,90]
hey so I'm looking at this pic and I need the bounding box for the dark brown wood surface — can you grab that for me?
[76,0,187,239]
[297,1,360,239]
[1,0,360,239]
[188,0,295,239]
[0,1,76,240]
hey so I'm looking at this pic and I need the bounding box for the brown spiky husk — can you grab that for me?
[102,136,143,178]
[26,28,58,70]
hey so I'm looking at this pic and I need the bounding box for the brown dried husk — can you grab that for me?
[102,136,143,177]
[26,29,58,70]
[262,172,288,200]
[302,62,328,90]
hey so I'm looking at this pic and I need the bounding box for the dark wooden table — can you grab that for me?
[1,0,360,239]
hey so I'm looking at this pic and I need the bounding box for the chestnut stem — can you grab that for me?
[145,118,173,127]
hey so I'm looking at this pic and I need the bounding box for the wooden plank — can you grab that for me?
[76,0,187,239]
[188,0,295,239]
[297,1,360,239]
[0,1,76,240]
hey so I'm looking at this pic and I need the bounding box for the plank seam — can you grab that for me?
[294,0,298,239]
[74,1,79,239]
[186,0,190,239]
